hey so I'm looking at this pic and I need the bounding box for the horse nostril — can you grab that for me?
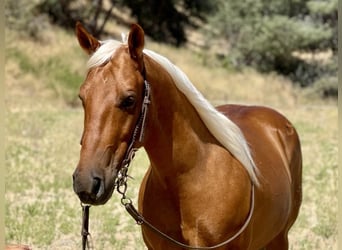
[92,177,102,196]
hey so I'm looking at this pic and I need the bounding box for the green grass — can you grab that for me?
[6,28,86,106]
[5,103,148,248]
[6,48,40,76]
[5,25,337,249]
[41,56,85,105]
[283,107,338,250]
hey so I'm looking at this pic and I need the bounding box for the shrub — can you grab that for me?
[206,0,337,95]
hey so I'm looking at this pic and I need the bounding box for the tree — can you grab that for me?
[207,0,337,96]
[36,0,114,37]
[118,0,217,46]
[36,0,217,46]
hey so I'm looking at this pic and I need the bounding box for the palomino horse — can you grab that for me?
[72,22,302,249]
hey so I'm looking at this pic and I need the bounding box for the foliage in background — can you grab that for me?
[5,2,87,107]
[5,0,47,39]
[207,0,337,97]
[36,0,115,38]
[5,0,337,99]
[117,0,217,46]
[34,0,217,46]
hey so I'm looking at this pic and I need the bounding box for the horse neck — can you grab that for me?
[142,56,217,184]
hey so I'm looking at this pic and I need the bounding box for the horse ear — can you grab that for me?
[75,21,101,55]
[128,23,145,61]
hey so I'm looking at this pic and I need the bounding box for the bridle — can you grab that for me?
[80,78,255,250]
[80,79,151,250]
[115,80,151,196]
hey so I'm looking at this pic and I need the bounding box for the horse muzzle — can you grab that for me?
[72,166,117,205]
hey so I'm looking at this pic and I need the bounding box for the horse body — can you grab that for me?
[72,23,302,249]
[137,55,301,249]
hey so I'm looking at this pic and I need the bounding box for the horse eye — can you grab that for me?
[120,96,136,109]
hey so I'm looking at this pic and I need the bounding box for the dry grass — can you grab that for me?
[5,24,337,249]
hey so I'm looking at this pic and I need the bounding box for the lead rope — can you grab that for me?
[81,204,93,250]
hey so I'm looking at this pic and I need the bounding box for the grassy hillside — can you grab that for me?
[5,22,337,249]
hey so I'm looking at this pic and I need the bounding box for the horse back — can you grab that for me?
[217,104,302,166]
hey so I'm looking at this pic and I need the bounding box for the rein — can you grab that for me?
[121,183,255,250]
[80,79,255,249]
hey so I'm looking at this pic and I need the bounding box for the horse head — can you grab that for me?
[72,22,146,205]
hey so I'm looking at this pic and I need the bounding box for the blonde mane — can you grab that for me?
[87,40,259,185]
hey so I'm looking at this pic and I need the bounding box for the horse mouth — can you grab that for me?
[75,178,116,205]
[77,187,114,205]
